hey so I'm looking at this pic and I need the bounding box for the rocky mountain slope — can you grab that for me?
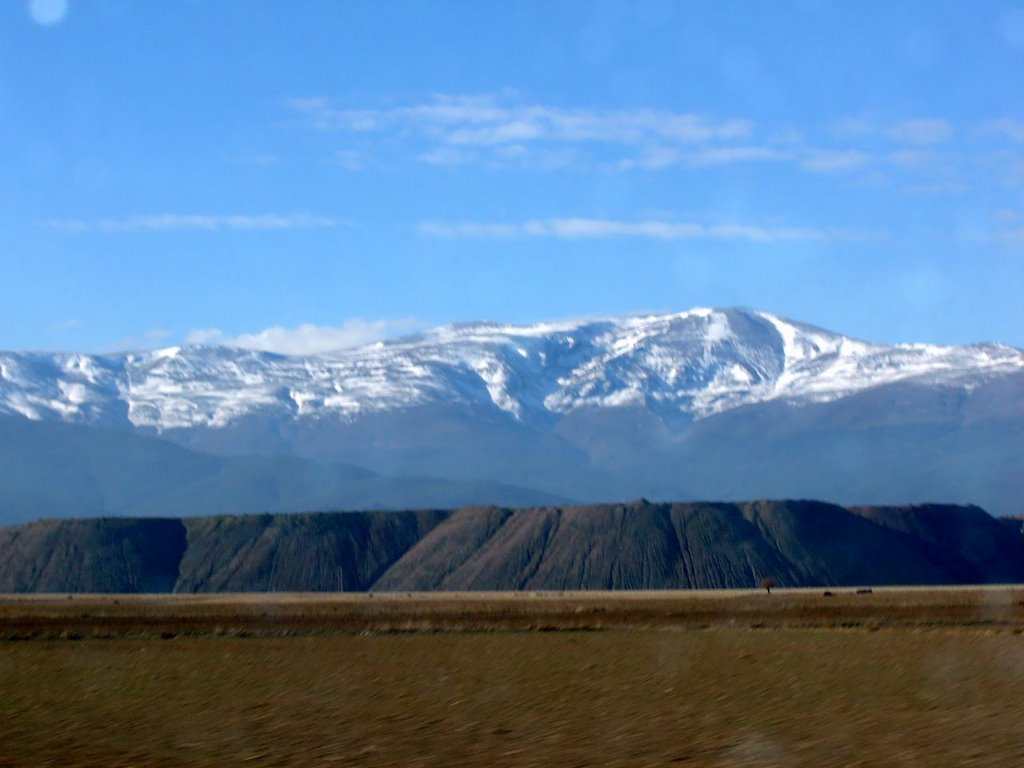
[2,308,1020,429]
[2,501,1021,593]
[2,308,1022,515]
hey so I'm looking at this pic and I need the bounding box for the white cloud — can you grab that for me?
[41,213,344,232]
[902,181,970,196]
[286,95,1024,192]
[832,117,953,145]
[618,146,681,170]
[684,146,788,167]
[186,319,422,355]
[800,149,873,173]
[420,218,832,243]
[416,147,475,166]
[103,329,184,353]
[831,117,950,145]
[28,0,68,26]
[886,119,953,145]
[185,328,224,345]
[621,145,789,170]
[446,119,546,146]
[333,150,367,171]
[887,149,934,168]
[766,129,804,145]
[288,94,752,151]
[831,117,876,139]
[296,92,784,173]
[418,221,521,239]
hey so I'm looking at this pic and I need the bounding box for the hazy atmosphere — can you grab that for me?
[4,4,1024,767]
[3,0,1024,353]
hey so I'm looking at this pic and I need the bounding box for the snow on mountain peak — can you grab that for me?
[0,308,1021,431]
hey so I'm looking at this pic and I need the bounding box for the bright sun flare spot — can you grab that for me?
[28,0,68,26]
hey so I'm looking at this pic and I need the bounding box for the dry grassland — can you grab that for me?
[1,588,1023,767]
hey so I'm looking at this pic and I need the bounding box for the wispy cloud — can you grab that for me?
[830,117,953,145]
[186,319,422,355]
[285,94,1024,195]
[830,117,875,139]
[102,329,180,353]
[885,119,953,145]
[685,146,787,167]
[954,208,1024,245]
[416,146,476,166]
[288,94,760,172]
[991,228,1024,243]
[41,213,345,232]
[333,150,368,171]
[619,145,790,170]
[418,218,864,243]
[799,150,873,173]
[902,180,971,196]
[984,118,1024,142]
[289,94,752,148]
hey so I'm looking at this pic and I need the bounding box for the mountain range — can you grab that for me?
[1,307,1022,522]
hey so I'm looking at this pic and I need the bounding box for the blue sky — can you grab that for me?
[2,0,1023,353]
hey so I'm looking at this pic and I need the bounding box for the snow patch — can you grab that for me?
[0,309,1021,430]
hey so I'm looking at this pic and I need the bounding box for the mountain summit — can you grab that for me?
[1,308,1022,517]
[2,308,1020,430]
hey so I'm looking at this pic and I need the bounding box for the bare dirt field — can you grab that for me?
[2,588,1023,767]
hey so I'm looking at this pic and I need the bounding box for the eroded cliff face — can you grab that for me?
[0,518,187,593]
[174,510,448,592]
[2,501,1022,594]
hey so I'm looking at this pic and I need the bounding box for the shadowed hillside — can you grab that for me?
[175,510,447,592]
[1,500,1022,593]
[0,518,186,593]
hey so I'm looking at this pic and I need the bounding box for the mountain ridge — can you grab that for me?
[2,308,1020,431]
[2,307,1022,516]
[1,501,1021,593]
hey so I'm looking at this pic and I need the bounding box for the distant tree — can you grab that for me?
[760,577,775,595]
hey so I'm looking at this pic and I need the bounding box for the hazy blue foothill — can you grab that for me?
[0,416,565,527]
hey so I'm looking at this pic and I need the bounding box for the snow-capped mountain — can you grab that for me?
[1,308,1021,432]
[2,308,1023,518]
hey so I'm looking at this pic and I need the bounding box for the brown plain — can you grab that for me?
[1,588,1023,767]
